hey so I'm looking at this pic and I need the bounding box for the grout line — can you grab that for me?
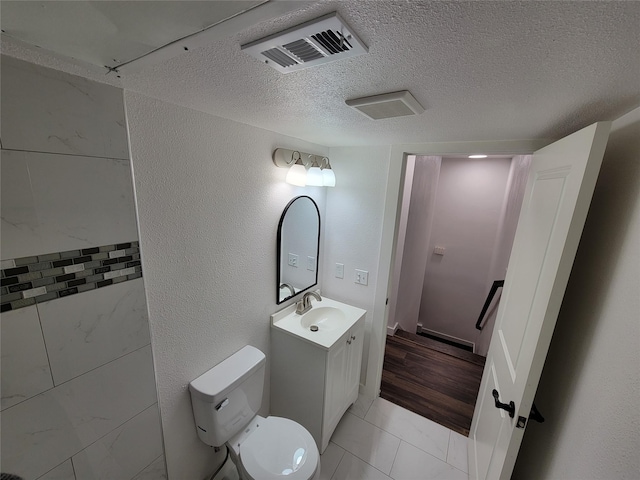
[52,341,153,388]
[340,450,395,480]
[445,432,470,475]
[361,396,374,418]
[445,428,452,463]
[345,411,401,441]
[33,458,73,480]
[70,456,78,480]
[332,414,398,478]
[0,146,130,162]
[65,402,160,478]
[131,454,164,480]
[354,404,455,465]
[0,342,152,412]
[323,442,346,480]
[387,439,402,480]
[35,301,56,388]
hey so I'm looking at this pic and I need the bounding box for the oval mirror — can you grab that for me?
[277,196,320,304]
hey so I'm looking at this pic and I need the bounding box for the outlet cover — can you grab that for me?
[355,269,369,285]
[288,253,298,267]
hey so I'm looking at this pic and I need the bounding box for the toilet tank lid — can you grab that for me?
[189,346,266,403]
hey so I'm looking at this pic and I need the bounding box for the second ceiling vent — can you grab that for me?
[241,12,368,74]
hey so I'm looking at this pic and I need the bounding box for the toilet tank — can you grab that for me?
[189,345,266,447]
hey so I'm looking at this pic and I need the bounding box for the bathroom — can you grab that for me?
[0,54,390,480]
[1,2,640,480]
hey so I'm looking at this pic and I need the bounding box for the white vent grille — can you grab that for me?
[346,91,425,120]
[241,12,368,73]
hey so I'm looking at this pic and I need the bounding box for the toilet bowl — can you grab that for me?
[189,346,320,480]
[228,415,319,480]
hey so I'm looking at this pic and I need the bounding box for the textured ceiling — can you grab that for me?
[2,1,639,147]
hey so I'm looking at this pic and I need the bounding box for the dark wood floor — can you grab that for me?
[380,330,485,436]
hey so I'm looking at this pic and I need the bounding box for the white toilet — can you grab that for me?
[189,345,320,480]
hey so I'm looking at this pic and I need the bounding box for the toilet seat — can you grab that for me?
[238,416,319,480]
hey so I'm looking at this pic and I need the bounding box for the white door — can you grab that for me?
[468,122,611,480]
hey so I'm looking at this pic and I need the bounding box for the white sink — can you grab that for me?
[300,307,346,331]
[271,297,366,349]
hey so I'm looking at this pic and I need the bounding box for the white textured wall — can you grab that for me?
[124,91,327,480]
[419,157,511,343]
[512,109,640,479]
[322,146,391,390]
[394,156,441,333]
[387,155,415,331]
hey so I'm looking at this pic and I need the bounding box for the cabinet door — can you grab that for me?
[346,319,364,405]
[323,331,349,443]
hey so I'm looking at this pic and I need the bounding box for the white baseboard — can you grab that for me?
[421,328,475,350]
[387,322,399,336]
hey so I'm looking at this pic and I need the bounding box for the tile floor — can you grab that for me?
[321,396,469,480]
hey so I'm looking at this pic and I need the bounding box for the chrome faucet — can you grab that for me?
[295,291,322,315]
[279,283,295,297]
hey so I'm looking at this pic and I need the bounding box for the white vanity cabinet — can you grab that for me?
[323,318,364,443]
[270,307,365,454]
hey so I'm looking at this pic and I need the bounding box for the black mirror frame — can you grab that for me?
[276,195,321,304]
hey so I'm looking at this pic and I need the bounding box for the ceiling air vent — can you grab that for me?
[241,12,368,74]
[346,91,425,120]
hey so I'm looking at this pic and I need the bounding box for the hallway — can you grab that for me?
[380,331,485,436]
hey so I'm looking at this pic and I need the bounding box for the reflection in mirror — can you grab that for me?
[277,196,320,304]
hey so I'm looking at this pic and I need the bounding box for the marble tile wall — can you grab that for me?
[0,56,166,480]
[1,243,143,313]
[0,56,129,160]
[1,149,139,259]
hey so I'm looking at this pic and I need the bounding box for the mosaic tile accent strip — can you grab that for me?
[1,242,142,312]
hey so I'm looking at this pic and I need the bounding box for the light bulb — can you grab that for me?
[306,166,324,186]
[322,168,336,187]
[286,163,307,186]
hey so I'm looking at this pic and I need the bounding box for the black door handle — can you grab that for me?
[492,389,515,418]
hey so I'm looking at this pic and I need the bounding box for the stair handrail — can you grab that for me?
[476,280,505,330]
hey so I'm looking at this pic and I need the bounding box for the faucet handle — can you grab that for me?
[295,291,321,314]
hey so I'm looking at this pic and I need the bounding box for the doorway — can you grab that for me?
[381,154,532,434]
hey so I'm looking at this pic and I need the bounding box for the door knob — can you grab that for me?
[492,389,515,418]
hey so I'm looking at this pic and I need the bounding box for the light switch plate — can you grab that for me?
[307,256,316,271]
[335,263,344,279]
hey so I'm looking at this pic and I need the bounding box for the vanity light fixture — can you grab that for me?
[284,151,307,186]
[321,157,336,187]
[469,154,488,159]
[306,156,324,186]
[273,148,335,187]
